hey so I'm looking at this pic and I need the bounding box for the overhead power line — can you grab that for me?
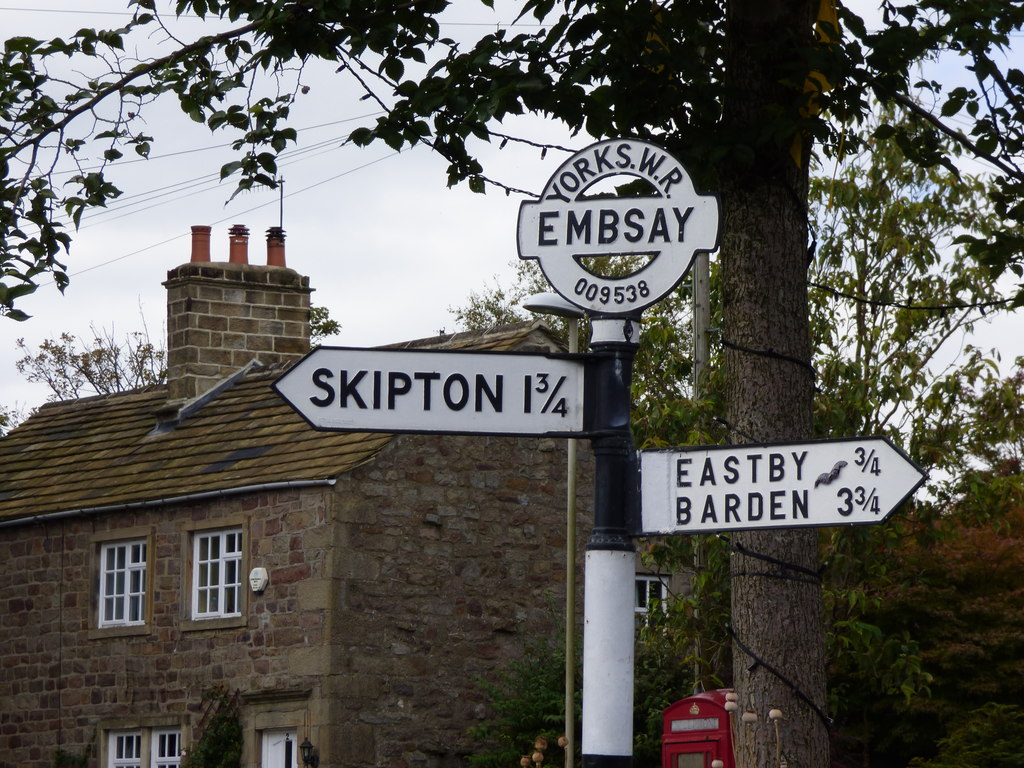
[63,149,405,280]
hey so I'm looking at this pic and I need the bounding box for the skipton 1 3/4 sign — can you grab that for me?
[517,138,720,315]
[274,346,586,437]
[639,437,927,535]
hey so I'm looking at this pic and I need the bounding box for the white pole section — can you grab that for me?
[581,548,637,761]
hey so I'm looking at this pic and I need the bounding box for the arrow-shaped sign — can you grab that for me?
[638,437,926,535]
[274,346,587,437]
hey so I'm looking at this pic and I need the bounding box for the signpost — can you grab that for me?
[520,138,719,768]
[639,437,927,536]
[274,346,586,437]
[275,136,926,768]
[517,137,720,316]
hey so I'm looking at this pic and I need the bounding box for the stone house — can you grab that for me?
[0,225,594,768]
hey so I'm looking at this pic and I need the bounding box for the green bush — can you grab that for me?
[183,688,242,768]
[908,703,1024,768]
[467,608,695,768]
[468,626,575,768]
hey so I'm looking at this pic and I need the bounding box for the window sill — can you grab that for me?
[181,615,246,633]
[88,624,150,640]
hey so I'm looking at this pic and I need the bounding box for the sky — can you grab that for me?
[1,1,579,413]
[1,1,1021,417]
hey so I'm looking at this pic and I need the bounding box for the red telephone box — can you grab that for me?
[662,689,735,768]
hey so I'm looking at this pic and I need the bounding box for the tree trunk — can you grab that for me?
[719,1,830,767]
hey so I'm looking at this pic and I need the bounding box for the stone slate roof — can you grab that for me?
[0,321,563,524]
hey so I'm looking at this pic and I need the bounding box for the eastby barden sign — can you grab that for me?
[517,138,720,315]
[638,437,927,535]
[274,346,586,437]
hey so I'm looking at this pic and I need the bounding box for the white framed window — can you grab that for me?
[109,731,142,768]
[152,729,182,768]
[193,528,243,618]
[107,729,181,768]
[635,574,669,614]
[99,540,147,627]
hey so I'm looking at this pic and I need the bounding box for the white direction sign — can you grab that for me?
[517,138,720,316]
[274,347,586,436]
[639,437,926,535]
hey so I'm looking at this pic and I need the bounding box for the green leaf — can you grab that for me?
[219,160,243,179]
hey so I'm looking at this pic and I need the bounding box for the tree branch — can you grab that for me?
[885,87,1024,182]
[8,20,262,156]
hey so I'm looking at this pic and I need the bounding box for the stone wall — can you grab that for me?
[0,487,332,767]
[0,431,592,768]
[328,432,592,768]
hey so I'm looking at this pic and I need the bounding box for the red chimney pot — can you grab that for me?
[228,224,250,264]
[190,225,212,263]
[266,226,286,268]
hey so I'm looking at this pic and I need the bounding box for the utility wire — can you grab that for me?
[42,115,382,231]
[51,114,382,178]
[63,150,403,280]
[74,135,349,228]
[0,6,130,14]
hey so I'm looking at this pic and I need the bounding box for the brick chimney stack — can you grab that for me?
[164,224,312,402]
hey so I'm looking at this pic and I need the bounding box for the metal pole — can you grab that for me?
[581,315,640,768]
[693,252,710,398]
[521,293,587,768]
[691,251,710,690]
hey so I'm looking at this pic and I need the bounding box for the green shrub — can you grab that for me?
[908,703,1024,768]
[183,688,242,768]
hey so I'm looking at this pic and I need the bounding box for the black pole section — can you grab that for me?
[581,315,641,768]
[588,334,638,547]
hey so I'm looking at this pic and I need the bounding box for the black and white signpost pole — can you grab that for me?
[518,138,721,768]
[581,315,641,768]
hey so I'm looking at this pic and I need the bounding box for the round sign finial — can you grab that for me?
[517,138,720,316]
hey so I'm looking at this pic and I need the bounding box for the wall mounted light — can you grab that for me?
[300,737,319,768]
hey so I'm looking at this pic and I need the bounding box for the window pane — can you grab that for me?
[129,595,141,622]
[193,529,242,619]
[635,575,667,614]
[111,732,142,768]
[635,580,648,609]
[154,730,181,768]
[676,753,707,768]
[100,541,146,628]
